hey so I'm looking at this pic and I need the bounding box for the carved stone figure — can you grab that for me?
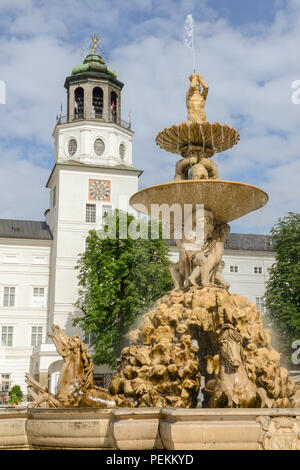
[187,223,230,288]
[170,212,230,290]
[258,416,300,450]
[186,73,209,124]
[26,325,117,408]
[174,153,219,181]
[205,324,272,408]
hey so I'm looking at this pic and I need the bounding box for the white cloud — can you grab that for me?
[0,142,49,220]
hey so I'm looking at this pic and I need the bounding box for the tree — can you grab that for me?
[264,212,300,367]
[74,210,173,367]
[9,385,23,404]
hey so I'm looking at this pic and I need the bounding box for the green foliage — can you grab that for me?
[74,210,173,367]
[264,212,300,366]
[9,385,23,403]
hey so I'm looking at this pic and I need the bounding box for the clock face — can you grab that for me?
[88,179,111,201]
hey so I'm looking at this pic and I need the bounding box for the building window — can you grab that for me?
[31,326,43,347]
[92,87,103,119]
[3,287,15,307]
[0,374,11,393]
[33,288,45,306]
[68,138,77,157]
[119,143,126,160]
[254,266,263,274]
[94,373,113,389]
[230,265,239,273]
[86,204,96,223]
[256,297,265,315]
[74,87,84,118]
[102,205,112,223]
[1,326,13,346]
[84,331,96,345]
[94,138,105,156]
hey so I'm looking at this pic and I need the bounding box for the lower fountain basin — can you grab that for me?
[26,408,114,450]
[130,180,268,225]
[1,407,300,450]
[160,408,300,450]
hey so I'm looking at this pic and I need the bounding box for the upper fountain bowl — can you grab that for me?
[156,121,240,156]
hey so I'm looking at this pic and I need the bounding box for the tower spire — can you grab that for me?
[90,34,100,54]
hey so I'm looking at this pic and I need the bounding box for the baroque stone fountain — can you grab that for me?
[21,72,300,451]
[110,72,296,410]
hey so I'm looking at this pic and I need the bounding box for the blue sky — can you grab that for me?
[0,0,299,234]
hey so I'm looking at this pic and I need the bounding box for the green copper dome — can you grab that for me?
[71,53,117,78]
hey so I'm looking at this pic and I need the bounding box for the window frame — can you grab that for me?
[229,265,239,273]
[86,203,96,223]
[254,266,263,274]
[31,326,43,347]
[102,204,112,224]
[32,287,46,307]
[1,326,14,347]
[0,373,11,393]
[3,286,16,307]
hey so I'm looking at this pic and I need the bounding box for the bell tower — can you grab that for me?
[53,38,133,166]
[45,38,141,344]
[66,53,122,124]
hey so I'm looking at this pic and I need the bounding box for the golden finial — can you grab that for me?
[90,34,100,54]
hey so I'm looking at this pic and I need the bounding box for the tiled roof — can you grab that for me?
[225,233,274,252]
[0,219,53,240]
[169,233,275,252]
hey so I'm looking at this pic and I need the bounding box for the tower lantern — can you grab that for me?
[64,48,123,124]
[53,37,133,166]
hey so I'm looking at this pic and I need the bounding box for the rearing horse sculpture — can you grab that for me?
[26,325,116,408]
[205,324,272,408]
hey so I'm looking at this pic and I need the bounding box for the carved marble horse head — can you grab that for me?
[217,324,243,369]
[48,324,75,359]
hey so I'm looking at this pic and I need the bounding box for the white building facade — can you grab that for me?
[0,52,276,399]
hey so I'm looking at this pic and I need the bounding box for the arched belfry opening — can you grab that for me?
[74,87,84,119]
[92,87,103,119]
[110,91,117,123]
[64,53,131,128]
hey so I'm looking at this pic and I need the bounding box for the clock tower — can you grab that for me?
[44,44,142,358]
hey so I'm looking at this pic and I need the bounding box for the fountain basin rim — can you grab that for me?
[130,179,269,224]
[161,407,300,417]
[26,406,300,415]
[155,121,240,156]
